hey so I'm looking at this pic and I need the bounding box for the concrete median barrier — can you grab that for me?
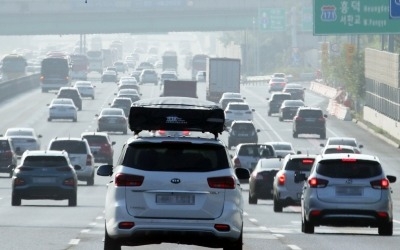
[0,74,40,103]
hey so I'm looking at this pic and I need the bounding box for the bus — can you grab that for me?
[191,54,208,80]
[0,54,27,81]
[70,54,89,80]
[86,50,103,74]
[40,52,71,93]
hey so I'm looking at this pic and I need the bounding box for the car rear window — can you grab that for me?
[285,158,315,171]
[238,145,260,157]
[83,135,108,145]
[328,139,357,147]
[122,142,229,172]
[49,141,87,154]
[23,156,68,167]
[298,109,323,118]
[232,123,255,131]
[229,104,249,111]
[316,159,382,178]
[272,95,291,101]
[324,148,355,154]
[272,144,292,150]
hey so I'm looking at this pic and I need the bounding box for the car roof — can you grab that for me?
[6,127,34,132]
[317,153,379,162]
[22,150,68,157]
[125,134,223,145]
[81,131,109,137]
[49,137,86,142]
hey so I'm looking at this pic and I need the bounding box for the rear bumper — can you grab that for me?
[13,186,76,200]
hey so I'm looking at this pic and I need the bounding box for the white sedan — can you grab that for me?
[73,81,95,99]
[47,98,78,122]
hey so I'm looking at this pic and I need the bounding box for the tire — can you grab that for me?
[248,192,258,205]
[104,227,121,250]
[87,174,95,186]
[378,221,393,236]
[268,111,271,116]
[9,171,13,178]
[73,117,77,122]
[48,117,52,122]
[293,131,298,138]
[68,193,77,207]
[11,194,21,206]
[302,215,314,234]
[92,96,95,100]
[223,226,243,250]
[279,116,283,122]
[123,129,127,135]
[320,132,326,139]
[273,197,283,212]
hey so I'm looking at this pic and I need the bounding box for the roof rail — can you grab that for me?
[129,97,225,139]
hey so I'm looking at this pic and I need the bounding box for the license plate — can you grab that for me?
[156,193,195,205]
[33,177,56,184]
[108,119,117,124]
[336,187,363,196]
[238,134,249,136]
[305,118,315,122]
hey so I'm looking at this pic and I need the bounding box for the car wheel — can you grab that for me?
[104,226,122,250]
[223,225,243,250]
[378,221,393,236]
[268,111,271,116]
[302,214,314,234]
[248,192,258,205]
[78,106,82,111]
[123,129,127,135]
[92,96,95,100]
[292,131,298,138]
[87,174,95,186]
[48,117,52,122]
[9,171,13,178]
[73,118,77,122]
[279,116,283,122]
[68,193,77,207]
[320,132,326,139]
[273,197,283,212]
[11,194,21,206]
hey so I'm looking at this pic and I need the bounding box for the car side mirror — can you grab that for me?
[235,167,250,180]
[320,143,325,147]
[252,109,255,112]
[359,144,364,148]
[297,151,302,154]
[323,114,328,118]
[112,141,116,145]
[74,165,82,171]
[387,175,396,183]
[97,164,113,176]
[256,129,261,133]
[294,172,307,183]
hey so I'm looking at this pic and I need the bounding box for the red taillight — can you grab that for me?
[302,159,314,164]
[233,158,241,168]
[370,179,390,189]
[214,224,230,232]
[182,131,190,136]
[377,212,389,218]
[158,130,166,135]
[342,158,357,162]
[310,210,321,217]
[40,76,44,81]
[115,173,144,187]
[294,116,303,121]
[63,178,76,186]
[317,117,325,122]
[118,222,135,229]
[277,174,285,186]
[13,178,26,186]
[86,154,92,165]
[308,177,328,188]
[100,143,112,154]
[208,176,235,189]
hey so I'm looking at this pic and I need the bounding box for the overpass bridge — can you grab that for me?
[0,0,292,35]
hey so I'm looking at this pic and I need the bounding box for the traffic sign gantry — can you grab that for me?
[258,8,286,32]
[390,0,400,19]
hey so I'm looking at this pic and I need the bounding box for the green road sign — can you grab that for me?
[314,0,400,35]
[301,6,313,32]
[258,8,286,32]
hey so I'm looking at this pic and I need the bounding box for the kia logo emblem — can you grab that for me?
[171,178,181,184]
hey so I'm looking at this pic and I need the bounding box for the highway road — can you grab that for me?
[0,71,399,250]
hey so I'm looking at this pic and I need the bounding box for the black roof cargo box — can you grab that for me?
[129,97,225,138]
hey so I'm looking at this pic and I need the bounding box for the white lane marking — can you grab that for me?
[394,219,400,224]
[89,222,97,226]
[249,218,258,224]
[81,229,90,233]
[243,212,248,216]
[288,245,302,250]
[69,239,80,245]
[273,234,285,238]
[96,216,104,220]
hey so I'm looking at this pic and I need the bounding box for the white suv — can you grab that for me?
[97,97,250,250]
[224,102,255,126]
[48,137,95,185]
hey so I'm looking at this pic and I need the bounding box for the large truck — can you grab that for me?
[160,80,197,98]
[206,57,241,103]
[162,50,178,71]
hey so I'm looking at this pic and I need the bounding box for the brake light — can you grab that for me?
[115,173,144,186]
[342,158,357,162]
[63,178,76,186]
[302,159,314,164]
[308,177,328,188]
[13,177,26,186]
[100,143,112,154]
[40,76,44,81]
[318,117,325,122]
[118,222,135,229]
[214,224,230,232]
[182,131,190,136]
[233,158,241,168]
[208,176,235,189]
[86,154,92,165]
[157,130,166,135]
[370,179,390,189]
[277,173,285,186]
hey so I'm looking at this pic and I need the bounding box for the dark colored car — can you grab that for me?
[96,108,128,134]
[56,87,83,110]
[109,97,132,117]
[0,137,18,177]
[81,132,115,165]
[227,121,260,149]
[11,150,80,206]
[292,107,327,139]
[248,158,283,204]
[282,83,306,101]
[279,99,305,121]
[267,93,291,116]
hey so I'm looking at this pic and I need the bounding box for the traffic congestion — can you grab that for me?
[0,33,399,250]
